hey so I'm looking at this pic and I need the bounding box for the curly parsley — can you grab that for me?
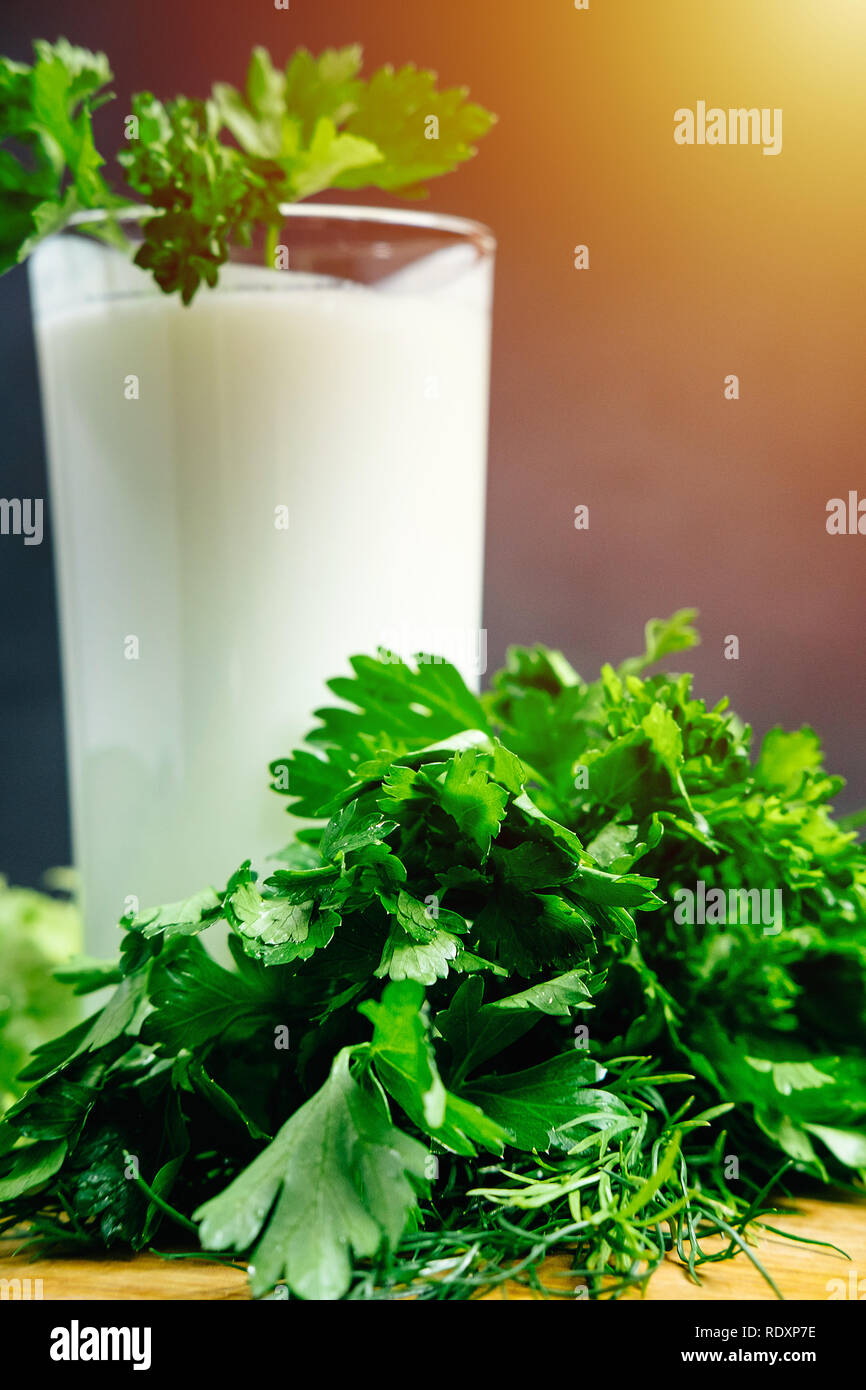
[0,39,495,301]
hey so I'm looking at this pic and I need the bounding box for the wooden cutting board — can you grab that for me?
[1,1195,863,1300]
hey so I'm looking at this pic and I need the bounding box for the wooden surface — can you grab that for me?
[1,1195,864,1300]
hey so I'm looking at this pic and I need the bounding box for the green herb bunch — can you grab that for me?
[0,39,495,301]
[1,613,864,1299]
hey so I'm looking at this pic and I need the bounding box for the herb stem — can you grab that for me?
[133,1174,198,1237]
[264,222,279,271]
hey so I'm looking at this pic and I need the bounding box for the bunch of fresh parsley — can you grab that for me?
[1,613,864,1299]
[0,39,495,301]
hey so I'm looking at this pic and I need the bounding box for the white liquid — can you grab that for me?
[31,242,491,952]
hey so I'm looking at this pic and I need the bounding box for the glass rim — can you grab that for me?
[66,201,496,254]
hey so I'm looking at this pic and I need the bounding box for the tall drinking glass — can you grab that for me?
[29,206,494,953]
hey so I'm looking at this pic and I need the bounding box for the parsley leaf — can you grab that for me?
[195,1047,427,1299]
[338,62,495,195]
[362,979,508,1156]
[0,38,116,274]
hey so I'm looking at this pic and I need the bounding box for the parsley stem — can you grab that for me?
[133,1174,199,1237]
[264,222,279,271]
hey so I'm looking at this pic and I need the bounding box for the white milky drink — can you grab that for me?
[29,211,494,952]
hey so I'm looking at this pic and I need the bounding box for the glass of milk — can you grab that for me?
[28,206,494,953]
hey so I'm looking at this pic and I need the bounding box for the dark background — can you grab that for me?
[2,0,865,887]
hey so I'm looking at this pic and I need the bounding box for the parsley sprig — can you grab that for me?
[0,39,495,301]
[2,613,864,1299]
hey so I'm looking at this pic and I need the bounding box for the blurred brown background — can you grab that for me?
[2,0,865,883]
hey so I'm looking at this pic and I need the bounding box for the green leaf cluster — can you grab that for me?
[0,39,117,274]
[1,40,495,301]
[2,613,865,1299]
